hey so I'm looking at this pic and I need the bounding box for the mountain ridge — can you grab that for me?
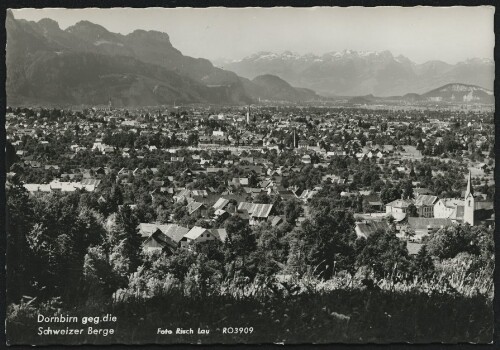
[6,12,317,106]
[220,50,494,97]
[347,83,493,105]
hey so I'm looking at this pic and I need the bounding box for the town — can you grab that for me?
[5,5,495,345]
[6,106,494,243]
[5,102,496,344]
[6,103,494,258]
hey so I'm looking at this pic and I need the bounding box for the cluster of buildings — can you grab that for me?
[356,172,494,253]
[138,223,227,252]
[6,105,494,256]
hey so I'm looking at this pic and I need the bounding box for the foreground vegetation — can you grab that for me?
[7,273,493,344]
[6,174,494,344]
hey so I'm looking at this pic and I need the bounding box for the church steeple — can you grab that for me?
[465,170,474,198]
[465,170,474,197]
[464,170,475,226]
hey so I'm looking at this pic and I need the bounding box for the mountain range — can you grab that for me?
[6,11,319,107]
[6,11,494,107]
[218,50,494,97]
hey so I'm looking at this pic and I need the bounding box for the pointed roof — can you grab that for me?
[465,170,474,198]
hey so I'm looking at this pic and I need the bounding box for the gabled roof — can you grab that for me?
[355,221,389,238]
[184,226,210,240]
[213,198,230,211]
[187,201,205,215]
[143,230,176,250]
[243,187,262,194]
[299,189,318,200]
[137,223,162,238]
[137,223,189,242]
[269,215,283,227]
[238,202,255,213]
[386,199,412,208]
[191,190,208,197]
[81,178,101,186]
[414,194,438,207]
[175,189,192,198]
[162,224,190,242]
[250,203,274,218]
[413,187,432,195]
[238,202,273,218]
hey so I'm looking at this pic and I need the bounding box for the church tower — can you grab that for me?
[246,106,250,124]
[464,170,475,226]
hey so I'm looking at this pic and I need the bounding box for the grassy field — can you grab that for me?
[7,287,493,345]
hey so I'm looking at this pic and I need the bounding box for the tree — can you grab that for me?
[184,254,223,297]
[286,230,308,275]
[407,203,418,217]
[426,225,491,261]
[224,215,256,276]
[173,200,188,221]
[297,209,357,278]
[283,199,303,225]
[83,246,119,298]
[6,182,35,302]
[255,192,271,204]
[401,180,414,199]
[356,229,411,280]
[164,248,197,281]
[410,246,435,279]
[5,141,19,171]
[106,206,142,275]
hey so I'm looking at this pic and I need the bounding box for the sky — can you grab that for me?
[12,7,495,64]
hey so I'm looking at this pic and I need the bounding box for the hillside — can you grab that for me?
[243,74,319,102]
[347,83,494,105]
[6,11,316,106]
[422,83,494,104]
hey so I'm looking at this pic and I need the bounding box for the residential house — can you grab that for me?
[434,198,464,222]
[413,194,439,218]
[180,226,219,248]
[142,230,177,253]
[186,201,207,217]
[237,202,274,225]
[385,199,412,215]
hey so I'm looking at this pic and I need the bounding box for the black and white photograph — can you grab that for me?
[4,5,496,345]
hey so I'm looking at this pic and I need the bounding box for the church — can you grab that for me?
[463,171,494,227]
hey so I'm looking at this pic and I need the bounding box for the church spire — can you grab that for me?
[465,170,474,197]
[464,170,475,226]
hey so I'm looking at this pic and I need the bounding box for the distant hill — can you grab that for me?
[348,83,494,105]
[6,11,317,107]
[421,83,494,104]
[221,50,494,97]
[242,74,320,102]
